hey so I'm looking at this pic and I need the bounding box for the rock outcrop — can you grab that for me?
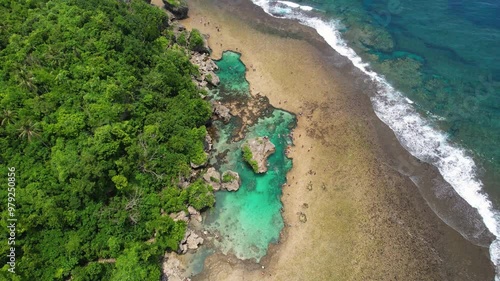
[179,230,204,254]
[242,137,275,173]
[169,210,189,223]
[203,167,221,191]
[186,231,203,249]
[162,0,188,20]
[221,170,240,191]
[211,101,231,122]
[162,252,190,281]
[205,71,220,86]
[188,206,202,223]
[190,33,211,54]
[191,53,218,73]
[191,53,220,89]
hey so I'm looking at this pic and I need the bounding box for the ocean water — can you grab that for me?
[202,52,295,261]
[249,0,500,276]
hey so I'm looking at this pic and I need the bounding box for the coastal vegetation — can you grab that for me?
[188,29,205,52]
[242,145,259,173]
[162,0,188,20]
[0,0,213,280]
[222,172,236,183]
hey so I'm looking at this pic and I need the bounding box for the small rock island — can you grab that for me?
[241,137,276,173]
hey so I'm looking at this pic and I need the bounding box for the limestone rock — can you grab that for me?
[162,0,188,20]
[205,71,220,86]
[203,167,221,191]
[187,206,197,216]
[211,101,231,122]
[169,211,188,223]
[221,170,240,191]
[162,252,190,281]
[190,53,220,90]
[242,137,276,173]
[179,243,188,255]
[186,206,202,222]
[198,80,208,88]
[185,230,204,250]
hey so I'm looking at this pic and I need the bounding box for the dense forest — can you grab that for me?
[0,0,215,280]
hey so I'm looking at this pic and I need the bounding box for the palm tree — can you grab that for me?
[15,67,38,93]
[17,120,40,142]
[0,110,16,126]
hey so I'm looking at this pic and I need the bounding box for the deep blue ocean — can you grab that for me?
[252,0,500,275]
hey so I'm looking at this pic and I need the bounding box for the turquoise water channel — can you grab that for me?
[203,51,295,262]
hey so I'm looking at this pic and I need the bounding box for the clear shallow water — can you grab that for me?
[205,111,293,261]
[211,51,250,97]
[201,52,294,262]
[250,0,500,276]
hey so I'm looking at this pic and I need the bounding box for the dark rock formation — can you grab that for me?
[162,0,188,20]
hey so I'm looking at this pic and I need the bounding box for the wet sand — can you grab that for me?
[153,0,495,279]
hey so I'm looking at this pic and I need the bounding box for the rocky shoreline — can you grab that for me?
[153,5,284,279]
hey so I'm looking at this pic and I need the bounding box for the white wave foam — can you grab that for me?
[278,1,313,11]
[251,0,500,276]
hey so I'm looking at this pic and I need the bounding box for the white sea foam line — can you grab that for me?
[277,1,313,11]
[251,0,500,273]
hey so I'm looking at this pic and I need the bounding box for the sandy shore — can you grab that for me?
[153,0,495,279]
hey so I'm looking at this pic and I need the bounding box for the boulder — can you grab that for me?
[169,210,189,223]
[205,71,220,86]
[179,243,188,254]
[187,206,198,216]
[242,137,276,173]
[221,170,240,191]
[187,206,202,222]
[185,231,204,250]
[162,0,188,20]
[206,59,219,72]
[211,101,231,122]
[203,167,221,191]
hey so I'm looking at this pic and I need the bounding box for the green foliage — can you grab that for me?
[222,173,235,183]
[188,29,205,52]
[177,31,188,46]
[206,73,213,83]
[186,180,215,210]
[0,0,212,279]
[166,0,182,8]
[242,145,259,173]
